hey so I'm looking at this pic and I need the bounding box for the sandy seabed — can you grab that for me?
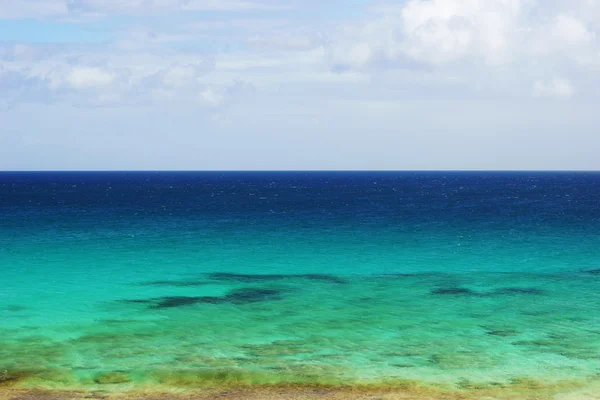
[2,383,600,400]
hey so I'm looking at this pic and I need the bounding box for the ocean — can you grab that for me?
[1,172,600,397]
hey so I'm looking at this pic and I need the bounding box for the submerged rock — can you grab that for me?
[225,288,282,304]
[151,296,213,309]
[583,268,600,275]
[0,369,31,386]
[123,287,284,310]
[3,305,29,312]
[93,371,132,385]
[486,329,519,337]
[431,287,478,296]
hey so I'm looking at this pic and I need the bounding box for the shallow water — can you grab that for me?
[1,172,599,396]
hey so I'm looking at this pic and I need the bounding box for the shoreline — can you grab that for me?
[3,368,600,399]
[2,379,599,400]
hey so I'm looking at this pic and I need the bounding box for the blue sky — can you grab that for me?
[1,0,599,170]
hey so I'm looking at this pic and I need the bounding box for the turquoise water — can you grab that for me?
[1,172,600,396]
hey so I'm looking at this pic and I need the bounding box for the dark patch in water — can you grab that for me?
[150,296,211,309]
[138,280,209,287]
[124,288,284,309]
[431,287,478,296]
[392,363,414,368]
[225,288,282,304]
[121,299,153,304]
[583,269,600,275]
[493,288,545,296]
[207,272,346,284]
[513,339,557,347]
[358,297,376,301]
[97,318,145,325]
[75,333,127,343]
[486,329,519,337]
[2,305,29,312]
[521,309,551,316]
[93,371,132,384]
[197,296,228,305]
[301,274,347,284]
[121,296,217,309]
[0,369,34,386]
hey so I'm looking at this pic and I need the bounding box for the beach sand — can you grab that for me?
[2,380,600,400]
[0,388,560,400]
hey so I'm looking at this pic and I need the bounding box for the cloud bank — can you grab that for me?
[1,0,599,169]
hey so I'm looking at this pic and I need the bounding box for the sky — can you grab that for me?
[1,0,599,170]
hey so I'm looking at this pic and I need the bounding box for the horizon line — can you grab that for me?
[1,169,600,173]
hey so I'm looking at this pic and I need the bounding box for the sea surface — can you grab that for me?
[1,172,600,397]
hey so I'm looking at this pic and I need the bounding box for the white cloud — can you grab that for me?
[0,65,54,110]
[0,0,280,19]
[2,0,600,170]
[325,0,600,102]
[532,14,595,58]
[533,77,575,99]
[73,0,268,12]
[329,0,529,69]
[330,0,600,68]
[552,14,594,44]
[44,65,123,91]
[199,87,225,107]
[0,0,68,19]
[150,62,212,87]
[138,62,226,104]
[401,0,524,65]
[3,0,599,104]
[0,59,250,108]
[66,66,115,89]
[247,33,319,51]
